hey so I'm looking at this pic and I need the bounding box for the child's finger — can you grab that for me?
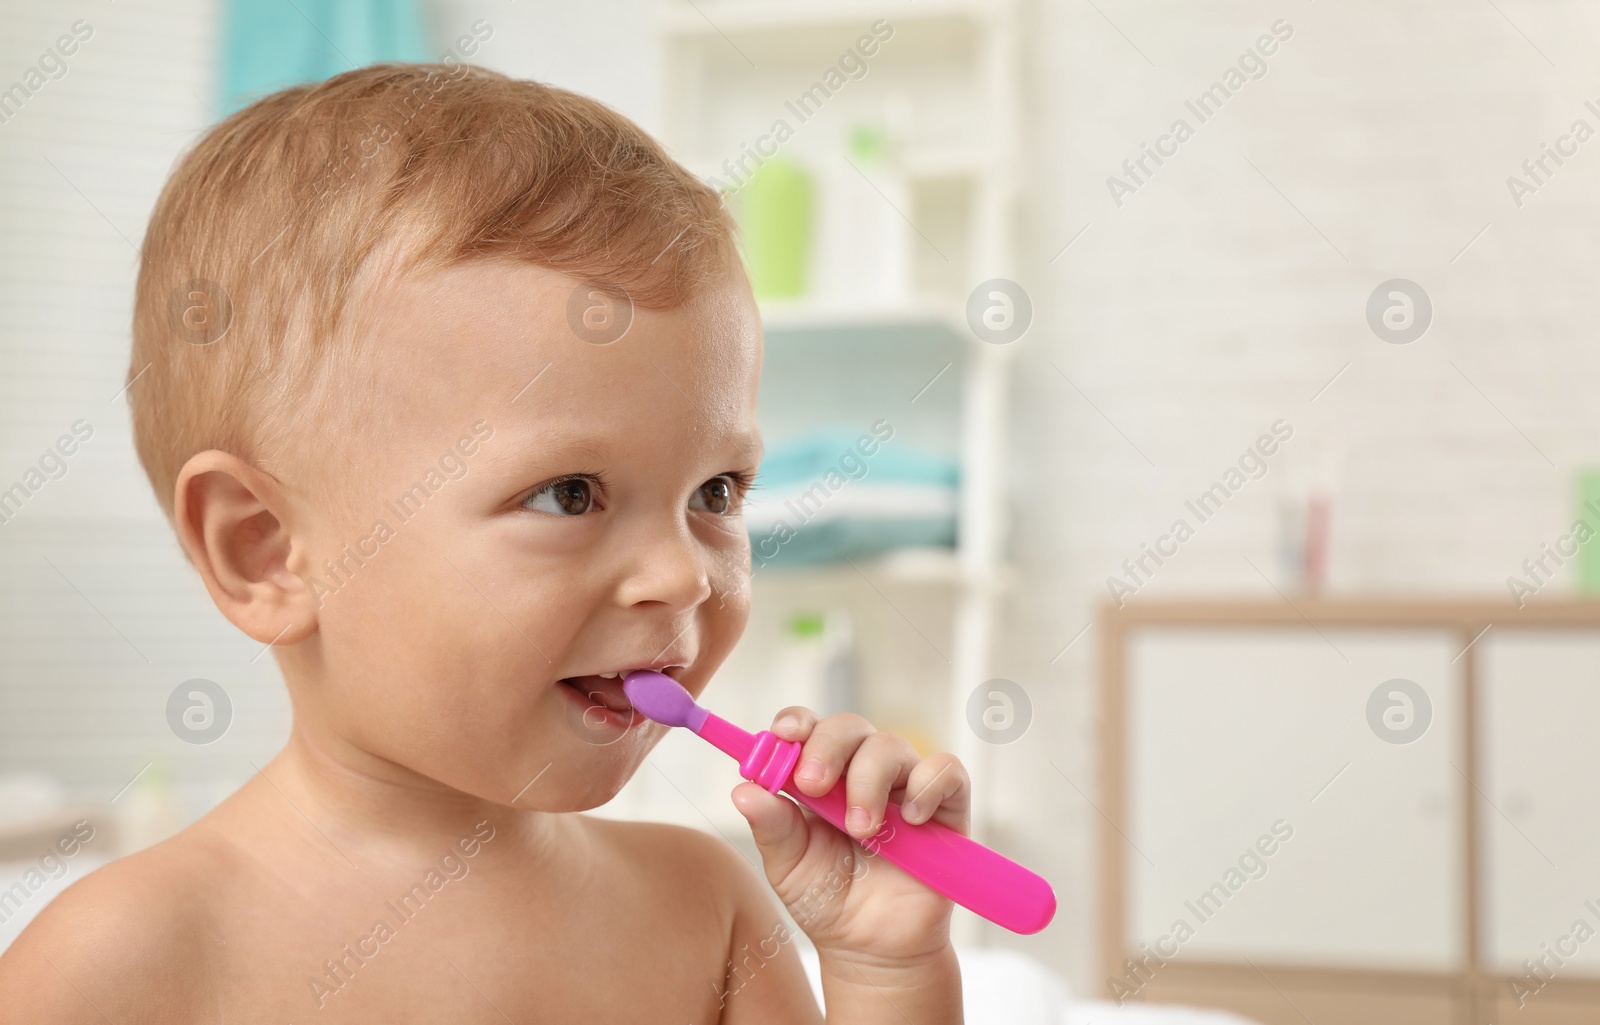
[730,781,809,886]
[770,705,819,742]
[841,731,920,838]
[899,753,971,832]
[790,713,875,797]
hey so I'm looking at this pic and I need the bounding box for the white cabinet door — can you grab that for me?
[1482,630,1600,976]
[1127,628,1463,970]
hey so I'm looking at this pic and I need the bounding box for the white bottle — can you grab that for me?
[114,760,183,855]
[815,111,912,307]
[773,612,830,713]
[773,611,858,717]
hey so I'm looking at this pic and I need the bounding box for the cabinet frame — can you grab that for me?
[1100,598,1600,1025]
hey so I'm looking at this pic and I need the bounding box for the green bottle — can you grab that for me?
[737,156,812,300]
[1579,470,1600,593]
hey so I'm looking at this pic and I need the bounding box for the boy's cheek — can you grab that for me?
[708,535,753,597]
[705,543,754,631]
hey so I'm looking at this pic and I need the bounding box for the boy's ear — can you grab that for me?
[173,450,318,646]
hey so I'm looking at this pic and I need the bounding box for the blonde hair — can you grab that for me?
[129,62,738,520]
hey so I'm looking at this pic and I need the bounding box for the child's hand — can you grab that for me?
[730,708,969,965]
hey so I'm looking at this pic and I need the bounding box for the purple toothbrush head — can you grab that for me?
[622,671,708,730]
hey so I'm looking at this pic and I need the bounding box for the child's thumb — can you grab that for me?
[731,782,809,887]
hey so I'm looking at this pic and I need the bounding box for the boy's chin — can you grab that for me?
[490,731,660,813]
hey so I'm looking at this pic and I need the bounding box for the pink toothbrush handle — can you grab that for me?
[694,712,1056,934]
[781,780,1056,935]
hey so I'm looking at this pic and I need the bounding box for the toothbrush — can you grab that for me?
[622,670,1057,935]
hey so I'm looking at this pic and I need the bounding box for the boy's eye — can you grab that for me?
[524,476,596,516]
[691,476,736,515]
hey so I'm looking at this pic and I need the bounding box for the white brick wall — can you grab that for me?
[997,0,1600,991]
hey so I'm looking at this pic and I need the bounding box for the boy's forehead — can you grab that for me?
[364,259,762,443]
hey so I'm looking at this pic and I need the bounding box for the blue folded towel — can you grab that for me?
[747,432,960,566]
[756,432,958,489]
[218,0,432,117]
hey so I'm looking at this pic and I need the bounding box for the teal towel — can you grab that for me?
[757,433,959,489]
[218,0,433,117]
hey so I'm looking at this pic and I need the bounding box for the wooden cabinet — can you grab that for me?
[1481,632,1600,1016]
[1102,600,1600,1025]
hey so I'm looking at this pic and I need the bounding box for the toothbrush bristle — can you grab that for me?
[622,671,705,730]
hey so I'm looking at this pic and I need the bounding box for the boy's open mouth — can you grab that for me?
[558,665,686,735]
[558,673,636,713]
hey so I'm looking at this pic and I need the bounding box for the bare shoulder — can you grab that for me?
[0,824,238,1024]
[575,818,820,1023]
[578,814,772,912]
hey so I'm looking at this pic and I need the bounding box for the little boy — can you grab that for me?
[0,64,972,1022]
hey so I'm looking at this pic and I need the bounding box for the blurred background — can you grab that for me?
[4,1,1600,1022]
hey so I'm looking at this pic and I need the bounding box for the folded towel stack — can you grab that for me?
[745,431,959,567]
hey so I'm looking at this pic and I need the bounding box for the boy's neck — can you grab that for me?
[256,719,565,864]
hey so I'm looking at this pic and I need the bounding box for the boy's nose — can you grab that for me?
[616,523,713,611]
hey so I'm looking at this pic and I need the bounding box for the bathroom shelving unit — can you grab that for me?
[604,0,1022,944]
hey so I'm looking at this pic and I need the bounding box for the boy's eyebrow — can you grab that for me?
[724,430,764,466]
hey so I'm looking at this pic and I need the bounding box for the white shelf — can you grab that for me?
[658,0,997,39]
[758,296,965,335]
[658,2,1020,948]
[754,546,1016,591]
[685,148,989,180]
[659,0,998,72]
[901,146,993,180]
